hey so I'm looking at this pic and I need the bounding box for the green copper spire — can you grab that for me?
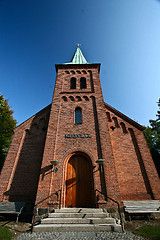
[68,45,88,64]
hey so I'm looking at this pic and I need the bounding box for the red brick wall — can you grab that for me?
[0,105,51,203]
[105,108,160,200]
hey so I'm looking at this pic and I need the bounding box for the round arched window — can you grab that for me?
[75,107,82,124]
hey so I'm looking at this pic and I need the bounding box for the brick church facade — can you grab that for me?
[0,47,160,211]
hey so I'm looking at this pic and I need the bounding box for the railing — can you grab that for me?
[31,189,61,232]
[95,189,124,232]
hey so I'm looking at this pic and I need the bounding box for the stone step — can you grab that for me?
[41,217,116,225]
[33,208,122,233]
[34,223,122,232]
[48,212,109,218]
[54,208,103,213]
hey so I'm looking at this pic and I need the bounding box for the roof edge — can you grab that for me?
[104,102,145,131]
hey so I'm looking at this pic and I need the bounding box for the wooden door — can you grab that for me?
[65,154,93,207]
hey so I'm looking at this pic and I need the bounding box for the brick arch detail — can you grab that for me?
[112,117,120,128]
[83,96,89,101]
[120,122,128,134]
[62,147,96,169]
[75,96,82,101]
[69,96,75,101]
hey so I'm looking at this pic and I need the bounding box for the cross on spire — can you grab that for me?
[76,43,81,48]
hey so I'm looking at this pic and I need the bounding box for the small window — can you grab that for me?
[70,77,76,89]
[75,107,82,124]
[80,77,86,89]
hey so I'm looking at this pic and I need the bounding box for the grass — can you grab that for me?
[0,226,14,240]
[134,224,160,240]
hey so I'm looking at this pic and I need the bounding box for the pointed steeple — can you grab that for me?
[66,45,88,64]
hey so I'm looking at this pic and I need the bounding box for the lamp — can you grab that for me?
[96,159,105,172]
[50,160,60,173]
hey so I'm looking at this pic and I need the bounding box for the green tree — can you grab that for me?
[144,98,160,177]
[0,94,17,171]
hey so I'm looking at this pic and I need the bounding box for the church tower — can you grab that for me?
[35,46,121,208]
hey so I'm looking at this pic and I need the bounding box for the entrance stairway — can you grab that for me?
[33,208,122,232]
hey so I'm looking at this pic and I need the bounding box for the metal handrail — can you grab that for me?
[31,189,61,232]
[95,189,124,232]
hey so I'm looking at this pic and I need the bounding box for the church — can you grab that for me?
[0,46,160,214]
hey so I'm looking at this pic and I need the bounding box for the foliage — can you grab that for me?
[134,224,160,240]
[144,98,160,177]
[157,98,160,119]
[0,226,14,240]
[0,94,17,171]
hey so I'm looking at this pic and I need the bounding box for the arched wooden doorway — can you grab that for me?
[65,153,94,208]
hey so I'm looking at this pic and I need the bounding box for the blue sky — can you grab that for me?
[0,0,160,126]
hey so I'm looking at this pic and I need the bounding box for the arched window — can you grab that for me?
[75,107,82,124]
[70,77,76,89]
[80,77,86,89]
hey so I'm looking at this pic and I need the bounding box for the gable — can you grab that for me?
[104,102,145,131]
[14,104,51,133]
